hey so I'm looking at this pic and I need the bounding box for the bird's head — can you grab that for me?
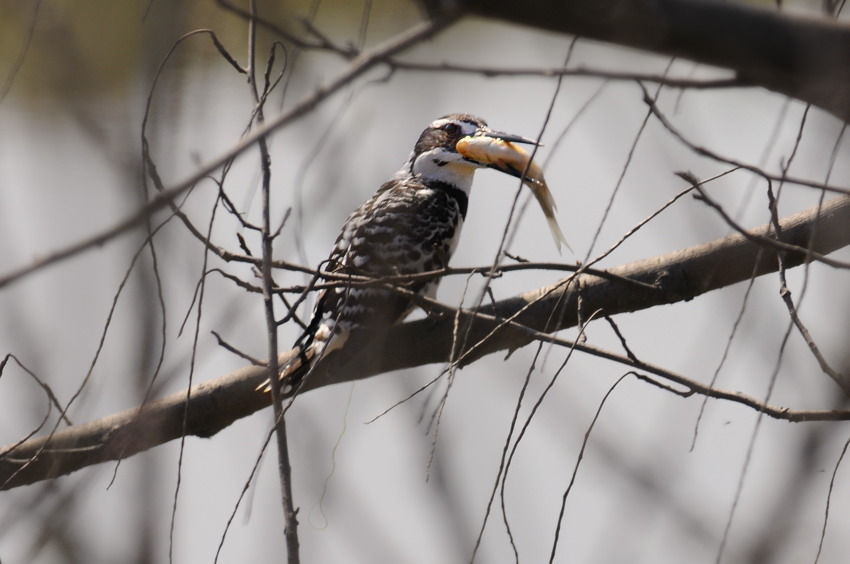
[408,114,534,184]
[406,113,569,252]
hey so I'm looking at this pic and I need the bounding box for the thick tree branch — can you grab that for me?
[2,197,849,490]
[445,0,850,122]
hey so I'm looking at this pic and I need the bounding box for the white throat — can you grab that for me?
[408,148,478,195]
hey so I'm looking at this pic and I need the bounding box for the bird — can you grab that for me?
[262,113,567,395]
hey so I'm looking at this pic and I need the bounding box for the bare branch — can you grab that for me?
[388,60,742,89]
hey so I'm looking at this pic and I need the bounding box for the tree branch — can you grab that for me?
[2,197,849,490]
[446,0,850,122]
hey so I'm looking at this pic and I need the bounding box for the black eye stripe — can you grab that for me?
[415,116,483,155]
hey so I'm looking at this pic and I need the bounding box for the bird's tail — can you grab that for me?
[256,342,318,395]
[256,315,346,395]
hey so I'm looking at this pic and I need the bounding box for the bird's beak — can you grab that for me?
[456,129,570,252]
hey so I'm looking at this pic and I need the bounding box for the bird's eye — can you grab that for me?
[442,122,461,136]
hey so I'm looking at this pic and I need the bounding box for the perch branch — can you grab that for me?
[2,197,849,490]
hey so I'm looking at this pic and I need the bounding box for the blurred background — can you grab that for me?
[2,1,850,562]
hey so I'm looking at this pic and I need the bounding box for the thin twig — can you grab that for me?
[246,1,301,559]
